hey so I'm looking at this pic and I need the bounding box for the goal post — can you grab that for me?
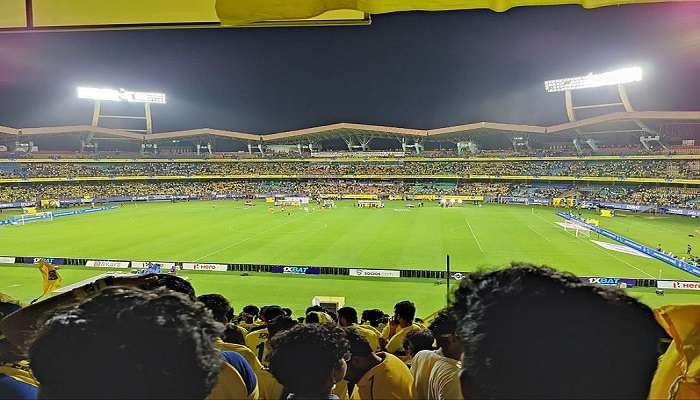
[559,221,591,238]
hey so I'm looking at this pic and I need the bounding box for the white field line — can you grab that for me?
[464,217,484,254]
[193,217,299,262]
[532,212,655,279]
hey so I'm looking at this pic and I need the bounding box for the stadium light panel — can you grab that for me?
[77,87,166,104]
[544,67,642,93]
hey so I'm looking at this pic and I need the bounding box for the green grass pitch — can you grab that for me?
[0,200,699,313]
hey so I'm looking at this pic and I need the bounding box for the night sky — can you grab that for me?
[0,3,699,134]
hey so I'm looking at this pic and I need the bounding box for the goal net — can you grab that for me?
[557,221,592,238]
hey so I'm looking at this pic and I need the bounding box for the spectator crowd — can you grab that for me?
[0,179,697,209]
[1,158,699,179]
[1,264,691,399]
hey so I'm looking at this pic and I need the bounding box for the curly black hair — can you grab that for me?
[136,273,196,300]
[30,287,223,399]
[269,323,349,396]
[197,293,233,323]
[402,329,434,355]
[449,263,665,399]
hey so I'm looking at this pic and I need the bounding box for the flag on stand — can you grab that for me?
[31,260,62,304]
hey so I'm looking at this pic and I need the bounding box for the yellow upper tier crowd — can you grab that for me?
[0,158,698,179]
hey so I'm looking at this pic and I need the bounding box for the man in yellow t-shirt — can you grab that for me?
[381,301,423,357]
[245,306,286,364]
[338,306,380,352]
[345,329,413,399]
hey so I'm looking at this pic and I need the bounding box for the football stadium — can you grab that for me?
[1,2,700,399]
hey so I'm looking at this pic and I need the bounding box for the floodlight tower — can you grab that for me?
[544,67,663,151]
[77,87,166,153]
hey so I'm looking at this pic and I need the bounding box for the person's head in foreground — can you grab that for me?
[197,293,233,323]
[450,264,665,399]
[269,323,349,399]
[337,306,358,327]
[29,287,223,399]
[241,305,259,323]
[394,300,416,328]
[429,310,462,360]
[402,329,435,359]
[344,328,381,383]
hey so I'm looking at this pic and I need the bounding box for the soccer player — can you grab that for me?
[345,328,414,400]
[381,301,423,358]
[688,244,693,255]
[269,324,349,400]
[338,307,380,351]
[29,287,224,399]
[410,311,462,400]
[450,264,665,399]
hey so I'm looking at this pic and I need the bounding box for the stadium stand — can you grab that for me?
[0,157,698,209]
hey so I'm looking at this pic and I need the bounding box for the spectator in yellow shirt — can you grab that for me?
[381,301,423,357]
[338,307,380,352]
[345,329,413,400]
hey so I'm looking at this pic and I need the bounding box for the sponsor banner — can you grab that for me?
[582,277,636,288]
[349,269,401,278]
[0,201,36,209]
[131,261,176,270]
[22,257,65,265]
[597,202,654,212]
[450,272,466,281]
[662,207,700,217]
[271,266,321,275]
[0,256,16,263]
[86,260,130,268]
[441,195,484,201]
[182,263,228,272]
[657,281,700,290]
[499,197,551,205]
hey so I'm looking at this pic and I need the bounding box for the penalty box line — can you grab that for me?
[464,217,484,254]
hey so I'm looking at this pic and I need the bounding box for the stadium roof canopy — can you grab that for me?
[0,0,694,31]
[2,111,699,145]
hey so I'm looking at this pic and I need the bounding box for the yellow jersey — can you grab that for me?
[649,305,700,399]
[208,361,253,400]
[351,325,380,352]
[351,352,414,400]
[216,338,265,376]
[382,323,424,355]
[361,324,382,337]
[245,328,271,365]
